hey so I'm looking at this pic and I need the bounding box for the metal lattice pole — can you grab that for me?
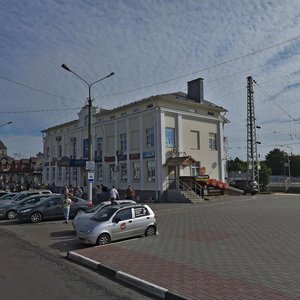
[246,76,259,184]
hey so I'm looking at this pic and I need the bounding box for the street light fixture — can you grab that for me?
[61,64,114,203]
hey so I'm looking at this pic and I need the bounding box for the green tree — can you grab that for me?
[265,148,286,175]
[289,155,300,177]
[227,157,247,172]
[259,162,272,192]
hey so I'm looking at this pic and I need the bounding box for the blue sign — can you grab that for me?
[143,151,155,159]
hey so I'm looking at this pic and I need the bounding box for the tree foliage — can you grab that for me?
[227,157,247,172]
[259,162,272,192]
[265,148,285,175]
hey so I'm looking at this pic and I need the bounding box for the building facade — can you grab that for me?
[42,78,229,201]
[0,141,43,190]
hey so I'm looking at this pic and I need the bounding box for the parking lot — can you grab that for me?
[1,194,300,299]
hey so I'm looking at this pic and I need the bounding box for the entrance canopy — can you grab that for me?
[165,156,196,166]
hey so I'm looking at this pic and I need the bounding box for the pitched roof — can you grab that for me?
[0,140,7,150]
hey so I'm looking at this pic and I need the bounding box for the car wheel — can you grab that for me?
[7,210,17,220]
[145,225,156,237]
[30,212,42,223]
[96,233,111,245]
[76,209,84,215]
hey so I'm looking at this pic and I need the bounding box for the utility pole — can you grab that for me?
[246,76,259,184]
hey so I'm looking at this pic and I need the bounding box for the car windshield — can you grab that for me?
[91,206,119,222]
[0,193,17,200]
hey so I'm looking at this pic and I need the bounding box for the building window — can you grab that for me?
[72,167,77,180]
[97,163,103,181]
[190,130,200,149]
[65,167,69,180]
[120,133,127,151]
[52,167,56,180]
[52,145,56,158]
[71,139,77,158]
[58,144,62,158]
[96,137,103,156]
[133,161,140,181]
[58,167,62,180]
[109,164,115,182]
[190,162,201,176]
[120,163,127,181]
[165,127,175,148]
[209,133,217,150]
[83,139,89,158]
[146,127,154,147]
[46,167,49,181]
[131,130,139,150]
[46,147,50,159]
[146,160,155,181]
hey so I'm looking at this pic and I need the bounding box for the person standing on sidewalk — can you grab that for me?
[109,186,119,204]
[63,185,73,223]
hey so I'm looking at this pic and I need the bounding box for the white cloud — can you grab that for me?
[1,0,300,158]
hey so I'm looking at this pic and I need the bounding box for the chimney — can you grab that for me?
[187,78,204,103]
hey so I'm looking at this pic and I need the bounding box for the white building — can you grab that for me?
[42,78,229,201]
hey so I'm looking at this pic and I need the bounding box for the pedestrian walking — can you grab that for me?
[74,186,83,197]
[126,185,135,200]
[63,185,73,223]
[109,186,119,204]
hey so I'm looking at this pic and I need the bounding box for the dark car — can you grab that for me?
[0,192,18,201]
[229,180,259,195]
[0,194,53,220]
[17,195,90,223]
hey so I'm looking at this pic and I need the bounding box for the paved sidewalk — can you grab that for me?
[68,196,300,299]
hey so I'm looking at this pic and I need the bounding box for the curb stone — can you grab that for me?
[67,251,187,300]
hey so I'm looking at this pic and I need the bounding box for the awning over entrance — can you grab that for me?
[165,156,196,166]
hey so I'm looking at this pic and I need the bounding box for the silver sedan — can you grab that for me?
[75,204,157,245]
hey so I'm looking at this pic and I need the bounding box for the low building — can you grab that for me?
[0,142,42,190]
[42,78,229,201]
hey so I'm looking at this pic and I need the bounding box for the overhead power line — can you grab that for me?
[104,34,300,98]
[0,107,81,114]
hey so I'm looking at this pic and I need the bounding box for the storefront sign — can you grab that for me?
[104,156,115,162]
[129,153,140,160]
[69,159,88,167]
[117,154,127,161]
[143,151,155,159]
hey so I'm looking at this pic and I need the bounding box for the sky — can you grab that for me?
[1,0,300,161]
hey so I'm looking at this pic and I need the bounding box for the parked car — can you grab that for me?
[7,190,52,203]
[75,203,157,245]
[0,194,53,220]
[0,192,18,201]
[17,195,90,223]
[229,180,259,195]
[72,199,136,231]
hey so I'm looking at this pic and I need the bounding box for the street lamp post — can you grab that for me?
[61,64,114,203]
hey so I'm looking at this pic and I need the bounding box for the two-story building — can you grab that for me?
[42,78,229,201]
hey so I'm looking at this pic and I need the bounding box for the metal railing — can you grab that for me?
[166,178,204,198]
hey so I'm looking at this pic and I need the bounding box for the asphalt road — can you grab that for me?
[0,222,156,300]
[2,194,300,300]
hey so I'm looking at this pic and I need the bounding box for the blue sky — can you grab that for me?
[1,0,300,160]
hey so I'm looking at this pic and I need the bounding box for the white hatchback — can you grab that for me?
[72,199,136,231]
[75,204,157,245]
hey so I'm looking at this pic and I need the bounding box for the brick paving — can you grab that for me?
[70,195,300,299]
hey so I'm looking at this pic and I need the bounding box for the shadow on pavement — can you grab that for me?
[50,230,76,238]
[48,229,93,253]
